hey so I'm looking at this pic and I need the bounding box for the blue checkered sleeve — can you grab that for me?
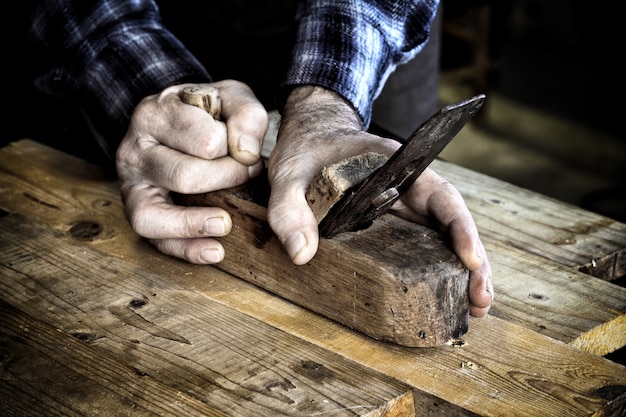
[283,0,439,127]
[30,0,438,154]
[30,0,210,157]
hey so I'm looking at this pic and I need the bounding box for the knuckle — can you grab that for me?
[126,206,152,237]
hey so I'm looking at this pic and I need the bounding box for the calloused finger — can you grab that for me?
[267,188,320,265]
[212,80,268,165]
[123,185,232,239]
[150,237,226,264]
[139,144,265,194]
[468,245,494,317]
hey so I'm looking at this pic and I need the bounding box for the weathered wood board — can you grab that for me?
[2,139,626,417]
[0,214,417,416]
[3,195,626,417]
[0,301,231,417]
[1,140,625,354]
[430,159,626,355]
[433,158,626,281]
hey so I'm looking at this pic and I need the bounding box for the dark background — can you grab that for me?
[3,0,625,206]
[4,1,623,146]
[443,0,621,137]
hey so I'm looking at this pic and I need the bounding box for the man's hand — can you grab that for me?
[116,80,268,264]
[268,86,493,317]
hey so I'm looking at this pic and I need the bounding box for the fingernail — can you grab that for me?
[201,248,222,263]
[239,133,261,158]
[248,160,264,177]
[203,217,226,235]
[283,231,306,260]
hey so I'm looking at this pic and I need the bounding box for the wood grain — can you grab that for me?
[1,140,625,351]
[2,139,626,416]
[0,214,416,417]
[0,301,229,417]
[0,140,626,353]
[431,158,626,281]
[2,202,625,417]
[177,178,470,347]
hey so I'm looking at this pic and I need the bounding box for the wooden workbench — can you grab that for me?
[1,138,625,416]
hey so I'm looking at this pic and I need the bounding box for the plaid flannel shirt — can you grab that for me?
[30,0,439,156]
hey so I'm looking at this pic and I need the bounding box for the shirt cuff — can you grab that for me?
[280,8,394,127]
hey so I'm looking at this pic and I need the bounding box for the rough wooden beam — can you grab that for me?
[177,173,470,347]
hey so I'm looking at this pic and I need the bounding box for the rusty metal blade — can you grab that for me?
[318,94,485,238]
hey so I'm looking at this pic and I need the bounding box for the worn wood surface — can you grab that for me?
[434,157,626,282]
[0,214,416,417]
[177,175,470,347]
[2,139,625,353]
[0,301,231,417]
[1,139,626,416]
[431,158,626,355]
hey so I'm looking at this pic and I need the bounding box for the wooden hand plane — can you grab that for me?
[176,86,484,347]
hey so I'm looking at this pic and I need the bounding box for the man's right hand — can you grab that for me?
[116,80,268,264]
[267,86,493,317]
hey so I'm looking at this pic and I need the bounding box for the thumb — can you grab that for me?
[267,186,320,265]
[214,80,268,166]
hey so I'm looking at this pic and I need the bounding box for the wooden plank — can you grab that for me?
[146,255,626,416]
[431,158,626,281]
[2,140,626,416]
[477,239,626,351]
[2,212,625,417]
[429,159,626,354]
[0,301,229,417]
[0,214,416,417]
[1,139,625,353]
